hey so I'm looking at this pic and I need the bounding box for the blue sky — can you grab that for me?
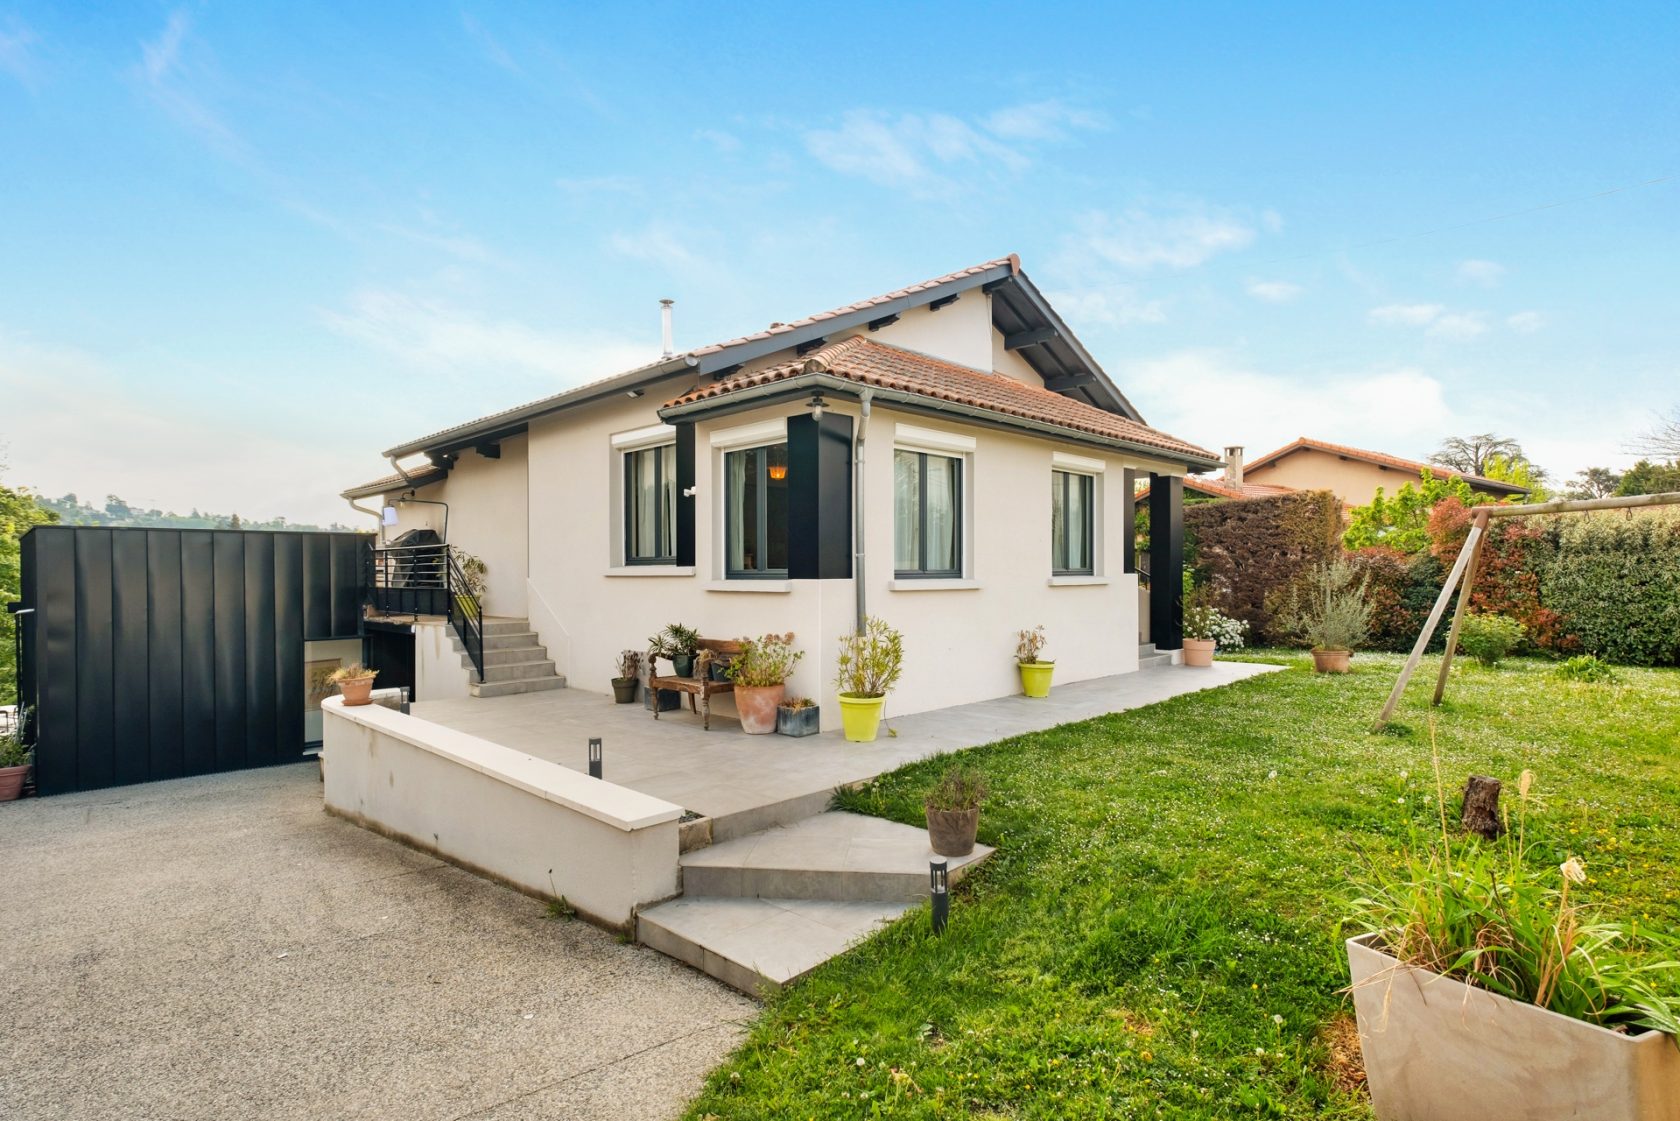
[2,2,1676,524]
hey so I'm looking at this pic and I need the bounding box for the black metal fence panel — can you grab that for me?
[17,526,371,795]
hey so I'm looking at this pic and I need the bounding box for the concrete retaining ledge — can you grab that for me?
[322,697,682,929]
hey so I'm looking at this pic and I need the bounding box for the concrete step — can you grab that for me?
[455,630,544,651]
[469,675,568,698]
[481,617,532,636]
[681,811,993,902]
[476,659,559,683]
[637,897,913,996]
[461,644,552,667]
[1138,643,1174,669]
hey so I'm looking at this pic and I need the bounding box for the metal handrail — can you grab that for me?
[446,549,485,683]
[364,542,485,682]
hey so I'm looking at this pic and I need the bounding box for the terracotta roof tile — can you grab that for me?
[341,464,449,499]
[665,336,1216,464]
[1245,437,1528,494]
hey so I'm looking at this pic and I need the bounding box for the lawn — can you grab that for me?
[684,651,1680,1119]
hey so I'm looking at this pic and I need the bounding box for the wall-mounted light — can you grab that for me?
[626,388,645,399]
[807,391,827,421]
[381,505,399,526]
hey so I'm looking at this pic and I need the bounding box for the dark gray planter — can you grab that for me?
[643,687,681,712]
[925,806,980,857]
[709,659,731,682]
[776,705,820,737]
[611,678,639,704]
[671,654,696,678]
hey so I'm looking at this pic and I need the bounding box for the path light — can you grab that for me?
[930,859,949,935]
[588,737,602,780]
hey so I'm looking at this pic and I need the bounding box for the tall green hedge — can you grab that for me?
[1184,490,1342,642]
[1540,510,1680,666]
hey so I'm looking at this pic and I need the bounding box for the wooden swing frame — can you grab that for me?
[1372,490,1680,730]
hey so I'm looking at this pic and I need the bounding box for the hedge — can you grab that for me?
[1540,510,1680,666]
[1184,490,1342,642]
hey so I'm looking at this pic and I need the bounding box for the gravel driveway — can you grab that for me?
[0,764,754,1120]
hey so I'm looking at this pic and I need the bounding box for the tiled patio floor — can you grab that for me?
[411,661,1280,831]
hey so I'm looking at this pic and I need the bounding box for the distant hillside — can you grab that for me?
[40,493,355,533]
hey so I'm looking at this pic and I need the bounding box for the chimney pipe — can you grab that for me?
[1224,445,1245,487]
[660,299,674,358]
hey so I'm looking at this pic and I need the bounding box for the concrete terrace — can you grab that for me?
[412,660,1280,843]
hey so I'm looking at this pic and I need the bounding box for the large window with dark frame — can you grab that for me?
[725,442,790,577]
[1051,469,1094,575]
[894,448,963,577]
[623,443,677,564]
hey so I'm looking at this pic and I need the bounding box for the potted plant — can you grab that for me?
[776,696,820,738]
[924,764,988,857]
[329,663,379,706]
[727,632,803,735]
[0,708,31,802]
[1182,583,1249,668]
[611,649,641,704]
[1347,761,1680,1119]
[1016,625,1054,697]
[655,622,701,678]
[836,615,903,743]
[1270,559,1372,673]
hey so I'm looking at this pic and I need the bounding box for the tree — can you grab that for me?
[1430,433,1524,477]
[1615,459,1680,497]
[1630,405,1680,461]
[1480,452,1550,499]
[1343,469,1484,554]
[1565,467,1622,500]
[2,477,60,705]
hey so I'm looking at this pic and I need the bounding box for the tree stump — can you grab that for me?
[1460,775,1504,839]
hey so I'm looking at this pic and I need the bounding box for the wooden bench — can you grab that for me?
[647,638,741,731]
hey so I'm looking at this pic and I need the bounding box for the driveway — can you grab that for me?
[0,764,755,1120]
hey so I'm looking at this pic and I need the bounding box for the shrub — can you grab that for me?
[1541,510,1680,666]
[1457,613,1524,667]
[0,709,30,768]
[728,633,803,687]
[1430,500,1565,650]
[1269,559,1374,652]
[1344,470,1482,554]
[836,616,904,698]
[1184,490,1342,641]
[925,764,988,812]
[1555,655,1618,684]
[1183,584,1249,648]
[1349,548,1448,653]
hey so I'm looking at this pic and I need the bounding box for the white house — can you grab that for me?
[341,256,1216,726]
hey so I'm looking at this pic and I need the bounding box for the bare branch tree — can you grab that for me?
[1629,406,1680,461]
[1429,433,1524,476]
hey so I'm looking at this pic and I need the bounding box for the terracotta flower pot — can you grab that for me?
[734,683,784,735]
[337,676,376,706]
[1182,638,1216,667]
[926,806,981,857]
[1312,648,1351,674]
[0,763,28,802]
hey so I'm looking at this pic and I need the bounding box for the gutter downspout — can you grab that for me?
[346,496,384,544]
[854,389,873,630]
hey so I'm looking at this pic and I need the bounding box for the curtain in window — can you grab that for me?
[1051,472,1066,570]
[658,443,676,559]
[728,447,751,572]
[632,448,658,558]
[1067,472,1089,571]
[894,449,920,571]
[925,454,958,572]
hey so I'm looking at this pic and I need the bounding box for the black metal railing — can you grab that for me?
[366,543,484,681]
[446,549,485,683]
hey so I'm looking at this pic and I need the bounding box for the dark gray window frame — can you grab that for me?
[1052,469,1095,576]
[623,443,677,565]
[894,449,964,579]
[725,442,790,579]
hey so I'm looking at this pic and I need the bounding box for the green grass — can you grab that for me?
[684,651,1680,1119]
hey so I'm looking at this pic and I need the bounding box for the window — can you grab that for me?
[725,442,789,576]
[624,443,676,564]
[1051,469,1094,575]
[894,449,962,577]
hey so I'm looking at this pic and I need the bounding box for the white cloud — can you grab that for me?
[805,109,1024,194]
[1246,279,1302,303]
[608,222,709,273]
[1456,258,1506,286]
[1427,311,1488,340]
[320,288,654,384]
[1368,303,1445,326]
[0,17,39,87]
[1506,310,1545,333]
[983,99,1105,141]
[140,8,189,83]
[695,128,741,153]
[1047,284,1168,327]
[461,13,520,73]
[1069,202,1257,271]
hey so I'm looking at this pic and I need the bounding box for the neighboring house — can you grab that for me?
[341,256,1219,725]
[1200,438,1529,508]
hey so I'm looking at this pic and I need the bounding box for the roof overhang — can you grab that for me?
[658,372,1221,471]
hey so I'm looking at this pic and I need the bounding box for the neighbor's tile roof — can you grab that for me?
[666,336,1217,463]
[1244,437,1528,494]
[341,463,449,499]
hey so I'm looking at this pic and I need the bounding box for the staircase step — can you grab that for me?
[680,811,993,902]
[455,630,543,650]
[476,659,559,683]
[481,617,533,636]
[637,897,913,995]
[1138,643,1175,669]
[461,644,552,667]
[469,675,569,698]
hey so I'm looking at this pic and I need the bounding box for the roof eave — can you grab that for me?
[998,269,1146,424]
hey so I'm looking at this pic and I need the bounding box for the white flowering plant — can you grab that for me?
[1183,586,1250,649]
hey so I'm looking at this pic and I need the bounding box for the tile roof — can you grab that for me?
[1244,437,1529,494]
[341,463,449,499]
[664,336,1218,464]
[1135,478,1293,502]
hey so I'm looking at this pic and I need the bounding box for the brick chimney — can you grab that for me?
[1224,445,1245,487]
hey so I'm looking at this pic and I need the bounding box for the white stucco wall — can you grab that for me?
[991,331,1045,384]
[413,619,469,701]
[837,292,995,371]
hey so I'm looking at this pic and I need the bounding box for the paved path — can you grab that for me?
[0,765,755,1121]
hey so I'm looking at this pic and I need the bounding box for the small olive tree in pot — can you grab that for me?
[1270,559,1373,673]
[836,616,903,743]
[925,764,988,857]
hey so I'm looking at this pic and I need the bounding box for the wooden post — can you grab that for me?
[1433,510,1490,706]
[1372,520,1484,731]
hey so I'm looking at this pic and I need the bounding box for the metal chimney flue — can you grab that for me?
[659,299,674,358]
[1224,445,1245,487]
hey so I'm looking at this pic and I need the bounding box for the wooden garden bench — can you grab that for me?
[647,638,741,731]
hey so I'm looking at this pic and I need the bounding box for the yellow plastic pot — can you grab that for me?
[838,693,886,742]
[1019,660,1055,698]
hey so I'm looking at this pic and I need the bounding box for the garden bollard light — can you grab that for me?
[588,737,602,779]
[930,859,949,935]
